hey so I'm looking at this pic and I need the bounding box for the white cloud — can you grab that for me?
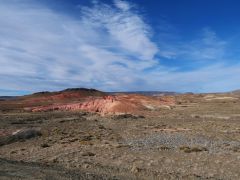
[137,63,240,93]
[0,0,239,95]
[114,0,131,11]
[0,0,159,93]
[81,1,158,60]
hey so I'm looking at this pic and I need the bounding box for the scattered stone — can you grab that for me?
[41,143,50,148]
[81,135,93,141]
[131,165,141,173]
[232,146,240,152]
[79,141,93,146]
[98,125,106,129]
[159,146,171,150]
[83,164,90,169]
[10,150,17,154]
[113,114,144,120]
[81,152,95,156]
[113,143,131,148]
[68,138,78,143]
[179,146,208,153]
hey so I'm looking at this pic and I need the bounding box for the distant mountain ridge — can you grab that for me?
[1,89,178,98]
[31,88,103,96]
[231,89,240,94]
[109,91,178,96]
[0,96,17,101]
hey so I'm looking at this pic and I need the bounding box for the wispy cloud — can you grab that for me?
[0,0,239,95]
[143,63,240,92]
[114,0,132,11]
[81,1,158,60]
[0,0,159,92]
[156,27,227,61]
[182,28,227,61]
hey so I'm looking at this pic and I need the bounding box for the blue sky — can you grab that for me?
[1,0,240,95]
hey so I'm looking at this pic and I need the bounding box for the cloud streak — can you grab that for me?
[0,0,239,95]
[0,0,159,93]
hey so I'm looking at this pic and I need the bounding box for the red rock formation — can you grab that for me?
[30,95,175,116]
[20,88,106,106]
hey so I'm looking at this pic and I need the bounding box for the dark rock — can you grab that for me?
[41,143,50,148]
[113,114,144,120]
[0,128,42,146]
[81,152,95,156]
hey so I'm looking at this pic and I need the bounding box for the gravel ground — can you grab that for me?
[0,158,124,180]
[126,132,240,153]
[0,93,240,179]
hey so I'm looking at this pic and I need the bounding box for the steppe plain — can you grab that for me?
[0,89,240,179]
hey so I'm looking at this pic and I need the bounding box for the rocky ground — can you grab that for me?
[0,92,240,179]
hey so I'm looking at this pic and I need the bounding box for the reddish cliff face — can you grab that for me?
[21,88,106,105]
[31,96,117,115]
[29,94,175,116]
[1,88,175,115]
[0,88,106,111]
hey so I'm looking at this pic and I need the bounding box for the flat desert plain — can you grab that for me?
[0,90,240,179]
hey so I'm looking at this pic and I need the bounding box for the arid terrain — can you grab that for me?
[0,89,240,179]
